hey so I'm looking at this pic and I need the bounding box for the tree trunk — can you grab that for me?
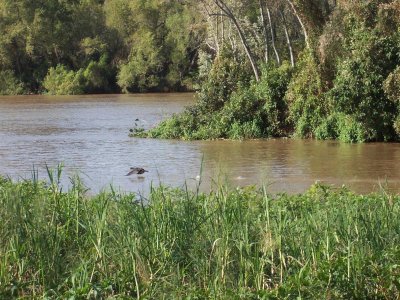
[215,14,220,54]
[259,0,269,64]
[221,10,225,45]
[286,0,309,48]
[266,4,280,65]
[279,9,295,67]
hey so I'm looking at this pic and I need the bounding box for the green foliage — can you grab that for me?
[197,50,213,83]
[384,66,400,103]
[325,3,400,142]
[143,52,255,139]
[197,53,253,113]
[117,31,162,92]
[1,0,400,143]
[394,115,400,136]
[43,65,85,95]
[44,56,114,95]
[314,112,339,140]
[104,0,135,40]
[0,0,202,94]
[0,70,25,95]
[143,110,197,140]
[269,1,400,142]
[328,56,396,142]
[285,50,327,138]
[255,63,293,136]
[79,37,108,62]
[145,53,296,140]
[1,176,400,298]
[216,63,293,139]
[221,88,265,139]
[315,113,367,143]
[83,55,113,93]
[113,0,203,92]
[164,4,202,90]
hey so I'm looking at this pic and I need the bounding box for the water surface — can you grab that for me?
[1,94,399,195]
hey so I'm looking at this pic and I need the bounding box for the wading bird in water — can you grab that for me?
[126,167,148,176]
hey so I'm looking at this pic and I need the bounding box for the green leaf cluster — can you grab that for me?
[0,70,25,95]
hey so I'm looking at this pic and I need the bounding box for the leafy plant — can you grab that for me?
[0,70,25,95]
[43,65,85,95]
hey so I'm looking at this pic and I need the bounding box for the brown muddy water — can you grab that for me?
[0,93,399,195]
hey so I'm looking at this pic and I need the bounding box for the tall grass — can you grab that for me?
[0,172,399,299]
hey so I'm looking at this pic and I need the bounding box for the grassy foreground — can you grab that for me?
[1,174,400,299]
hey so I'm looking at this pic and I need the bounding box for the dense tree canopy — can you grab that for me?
[0,0,204,94]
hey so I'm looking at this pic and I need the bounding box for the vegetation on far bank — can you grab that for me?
[1,172,400,299]
[0,0,202,95]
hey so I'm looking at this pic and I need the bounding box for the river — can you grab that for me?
[1,93,399,195]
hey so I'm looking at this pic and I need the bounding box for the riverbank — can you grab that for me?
[1,175,399,299]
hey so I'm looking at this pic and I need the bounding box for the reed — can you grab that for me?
[0,173,399,299]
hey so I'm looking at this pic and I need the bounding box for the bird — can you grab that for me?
[126,167,148,176]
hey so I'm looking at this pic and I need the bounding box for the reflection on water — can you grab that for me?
[0,94,399,194]
[196,139,400,193]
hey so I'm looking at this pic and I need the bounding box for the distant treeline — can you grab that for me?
[0,0,204,94]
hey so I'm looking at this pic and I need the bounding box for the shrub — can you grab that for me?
[281,1,400,142]
[195,51,253,114]
[0,70,25,95]
[142,52,294,140]
[336,114,367,143]
[143,51,255,140]
[219,86,266,139]
[285,50,327,138]
[145,111,197,140]
[384,66,400,103]
[83,55,112,93]
[117,31,162,92]
[117,60,160,93]
[328,28,398,142]
[314,113,340,140]
[43,65,85,95]
[255,63,293,136]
